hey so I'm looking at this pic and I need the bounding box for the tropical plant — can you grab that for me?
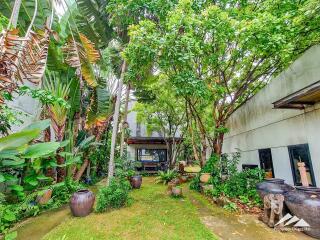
[155,170,178,185]
[95,177,131,212]
[0,119,61,198]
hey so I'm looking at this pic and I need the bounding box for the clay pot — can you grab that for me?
[284,186,320,239]
[256,178,293,199]
[37,189,52,205]
[200,173,211,183]
[179,175,188,183]
[70,189,95,217]
[171,187,182,197]
[171,178,180,185]
[130,175,142,189]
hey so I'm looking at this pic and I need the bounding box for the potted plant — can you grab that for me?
[171,186,183,197]
[155,170,178,185]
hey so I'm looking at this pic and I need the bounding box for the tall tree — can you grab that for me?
[125,0,320,160]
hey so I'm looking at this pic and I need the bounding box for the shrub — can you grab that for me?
[95,178,131,212]
[155,170,178,184]
[189,174,201,191]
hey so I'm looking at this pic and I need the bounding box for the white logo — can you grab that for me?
[275,213,310,228]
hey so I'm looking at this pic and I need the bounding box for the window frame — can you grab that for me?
[288,143,316,187]
[258,148,275,178]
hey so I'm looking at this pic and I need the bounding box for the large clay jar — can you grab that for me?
[200,173,211,183]
[284,186,320,239]
[130,175,142,189]
[70,189,95,217]
[256,178,293,199]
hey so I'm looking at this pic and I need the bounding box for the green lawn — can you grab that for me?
[43,177,217,240]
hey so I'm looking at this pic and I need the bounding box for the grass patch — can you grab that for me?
[43,177,216,240]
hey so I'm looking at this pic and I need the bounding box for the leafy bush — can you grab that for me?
[95,178,131,212]
[189,174,201,191]
[190,153,264,208]
[155,169,178,184]
[48,178,83,208]
[0,179,82,236]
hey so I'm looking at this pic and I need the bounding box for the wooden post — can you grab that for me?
[297,162,309,187]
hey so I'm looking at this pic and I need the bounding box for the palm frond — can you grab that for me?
[62,33,100,87]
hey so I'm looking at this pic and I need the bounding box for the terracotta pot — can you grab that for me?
[284,186,320,239]
[171,187,182,197]
[200,173,211,183]
[171,178,180,185]
[130,175,142,189]
[179,175,188,183]
[70,189,95,217]
[256,178,293,199]
[37,189,52,205]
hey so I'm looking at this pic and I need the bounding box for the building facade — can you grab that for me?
[222,45,320,187]
[126,101,181,172]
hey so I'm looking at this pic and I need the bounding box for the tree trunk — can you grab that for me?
[74,158,90,182]
[9,0,22,28]
[199,132,207,168]
[213,132,224,155]
[120,84,130,157]
[107,61,126,184]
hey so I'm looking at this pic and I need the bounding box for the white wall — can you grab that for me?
[7,82,41,133]
[222,45,320,186]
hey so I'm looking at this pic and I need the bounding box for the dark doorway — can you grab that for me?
[258,148,275,178]
[288,144,316,187]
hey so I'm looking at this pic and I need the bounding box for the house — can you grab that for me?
[126,101,182,173]
[222,45,320,187]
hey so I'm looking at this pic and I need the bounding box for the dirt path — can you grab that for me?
[184,186,313,240]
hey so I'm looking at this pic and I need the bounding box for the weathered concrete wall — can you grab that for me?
[7,82,41,133]
[127,100,162,138]
[222,45,320,186]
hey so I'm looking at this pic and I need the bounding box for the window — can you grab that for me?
[136,149,167,162]
[288,144,316,187]
[258,148,274,178]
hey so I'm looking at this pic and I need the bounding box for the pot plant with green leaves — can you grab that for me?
[155,169,179,185]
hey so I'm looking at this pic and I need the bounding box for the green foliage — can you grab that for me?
[189,174,201,191]
[49,179,84,208]
[155,170,178,185]
[17,86,70,109]
[223,202,238,212]
[201,155,219,174]
[0,105,24,136]
[190,153,264,207]
[95,178,131,212]
[0,179,82,235]
[0,120,62,198]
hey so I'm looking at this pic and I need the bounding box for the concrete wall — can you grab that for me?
[127,100,162,138]
[6,82,41,134]
[222,45,320,186]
